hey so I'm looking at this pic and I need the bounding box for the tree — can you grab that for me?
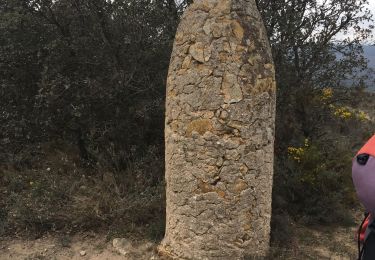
[0,0,182,169]
[256,0,373,143]
[255,0,374,225]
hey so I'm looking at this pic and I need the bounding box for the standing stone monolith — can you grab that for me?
[159,0,276,259]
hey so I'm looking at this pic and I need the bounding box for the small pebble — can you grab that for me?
[80,250,86,256]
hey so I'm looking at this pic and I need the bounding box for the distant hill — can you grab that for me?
[339,45,375,91]
[364,45,375,68]
[364,45,375,91]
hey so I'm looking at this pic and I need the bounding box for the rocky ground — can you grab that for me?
[0,221,360,260]
[0,233,156,260]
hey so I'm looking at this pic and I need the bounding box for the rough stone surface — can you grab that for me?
[159,0,276,259]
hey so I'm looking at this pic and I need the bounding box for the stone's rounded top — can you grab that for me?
[191,0,231,16]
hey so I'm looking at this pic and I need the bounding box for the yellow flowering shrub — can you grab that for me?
[329,104,369,121]
[283,137,356,224]
[320,87,333,102]
[333,106,352,119]
[358,111,369,121]
[320,90,368,121]
[287,147,304,162]
[287,139,309,163]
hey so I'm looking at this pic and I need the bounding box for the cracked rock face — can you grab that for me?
[159,0,276,259]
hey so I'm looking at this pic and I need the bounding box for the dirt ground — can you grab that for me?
[280,224,358,260]
[0,233,156,260]
[0,222,360,260]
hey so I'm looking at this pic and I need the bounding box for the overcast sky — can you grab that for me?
[366,1,375,28]
[334,2,374,43]
[366,2,374,44]
[370,1,375,13]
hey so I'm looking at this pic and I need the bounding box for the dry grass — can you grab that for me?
[0,141,165,241]
[0,136,363,257]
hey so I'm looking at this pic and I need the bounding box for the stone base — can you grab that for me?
[156,244,179,260]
